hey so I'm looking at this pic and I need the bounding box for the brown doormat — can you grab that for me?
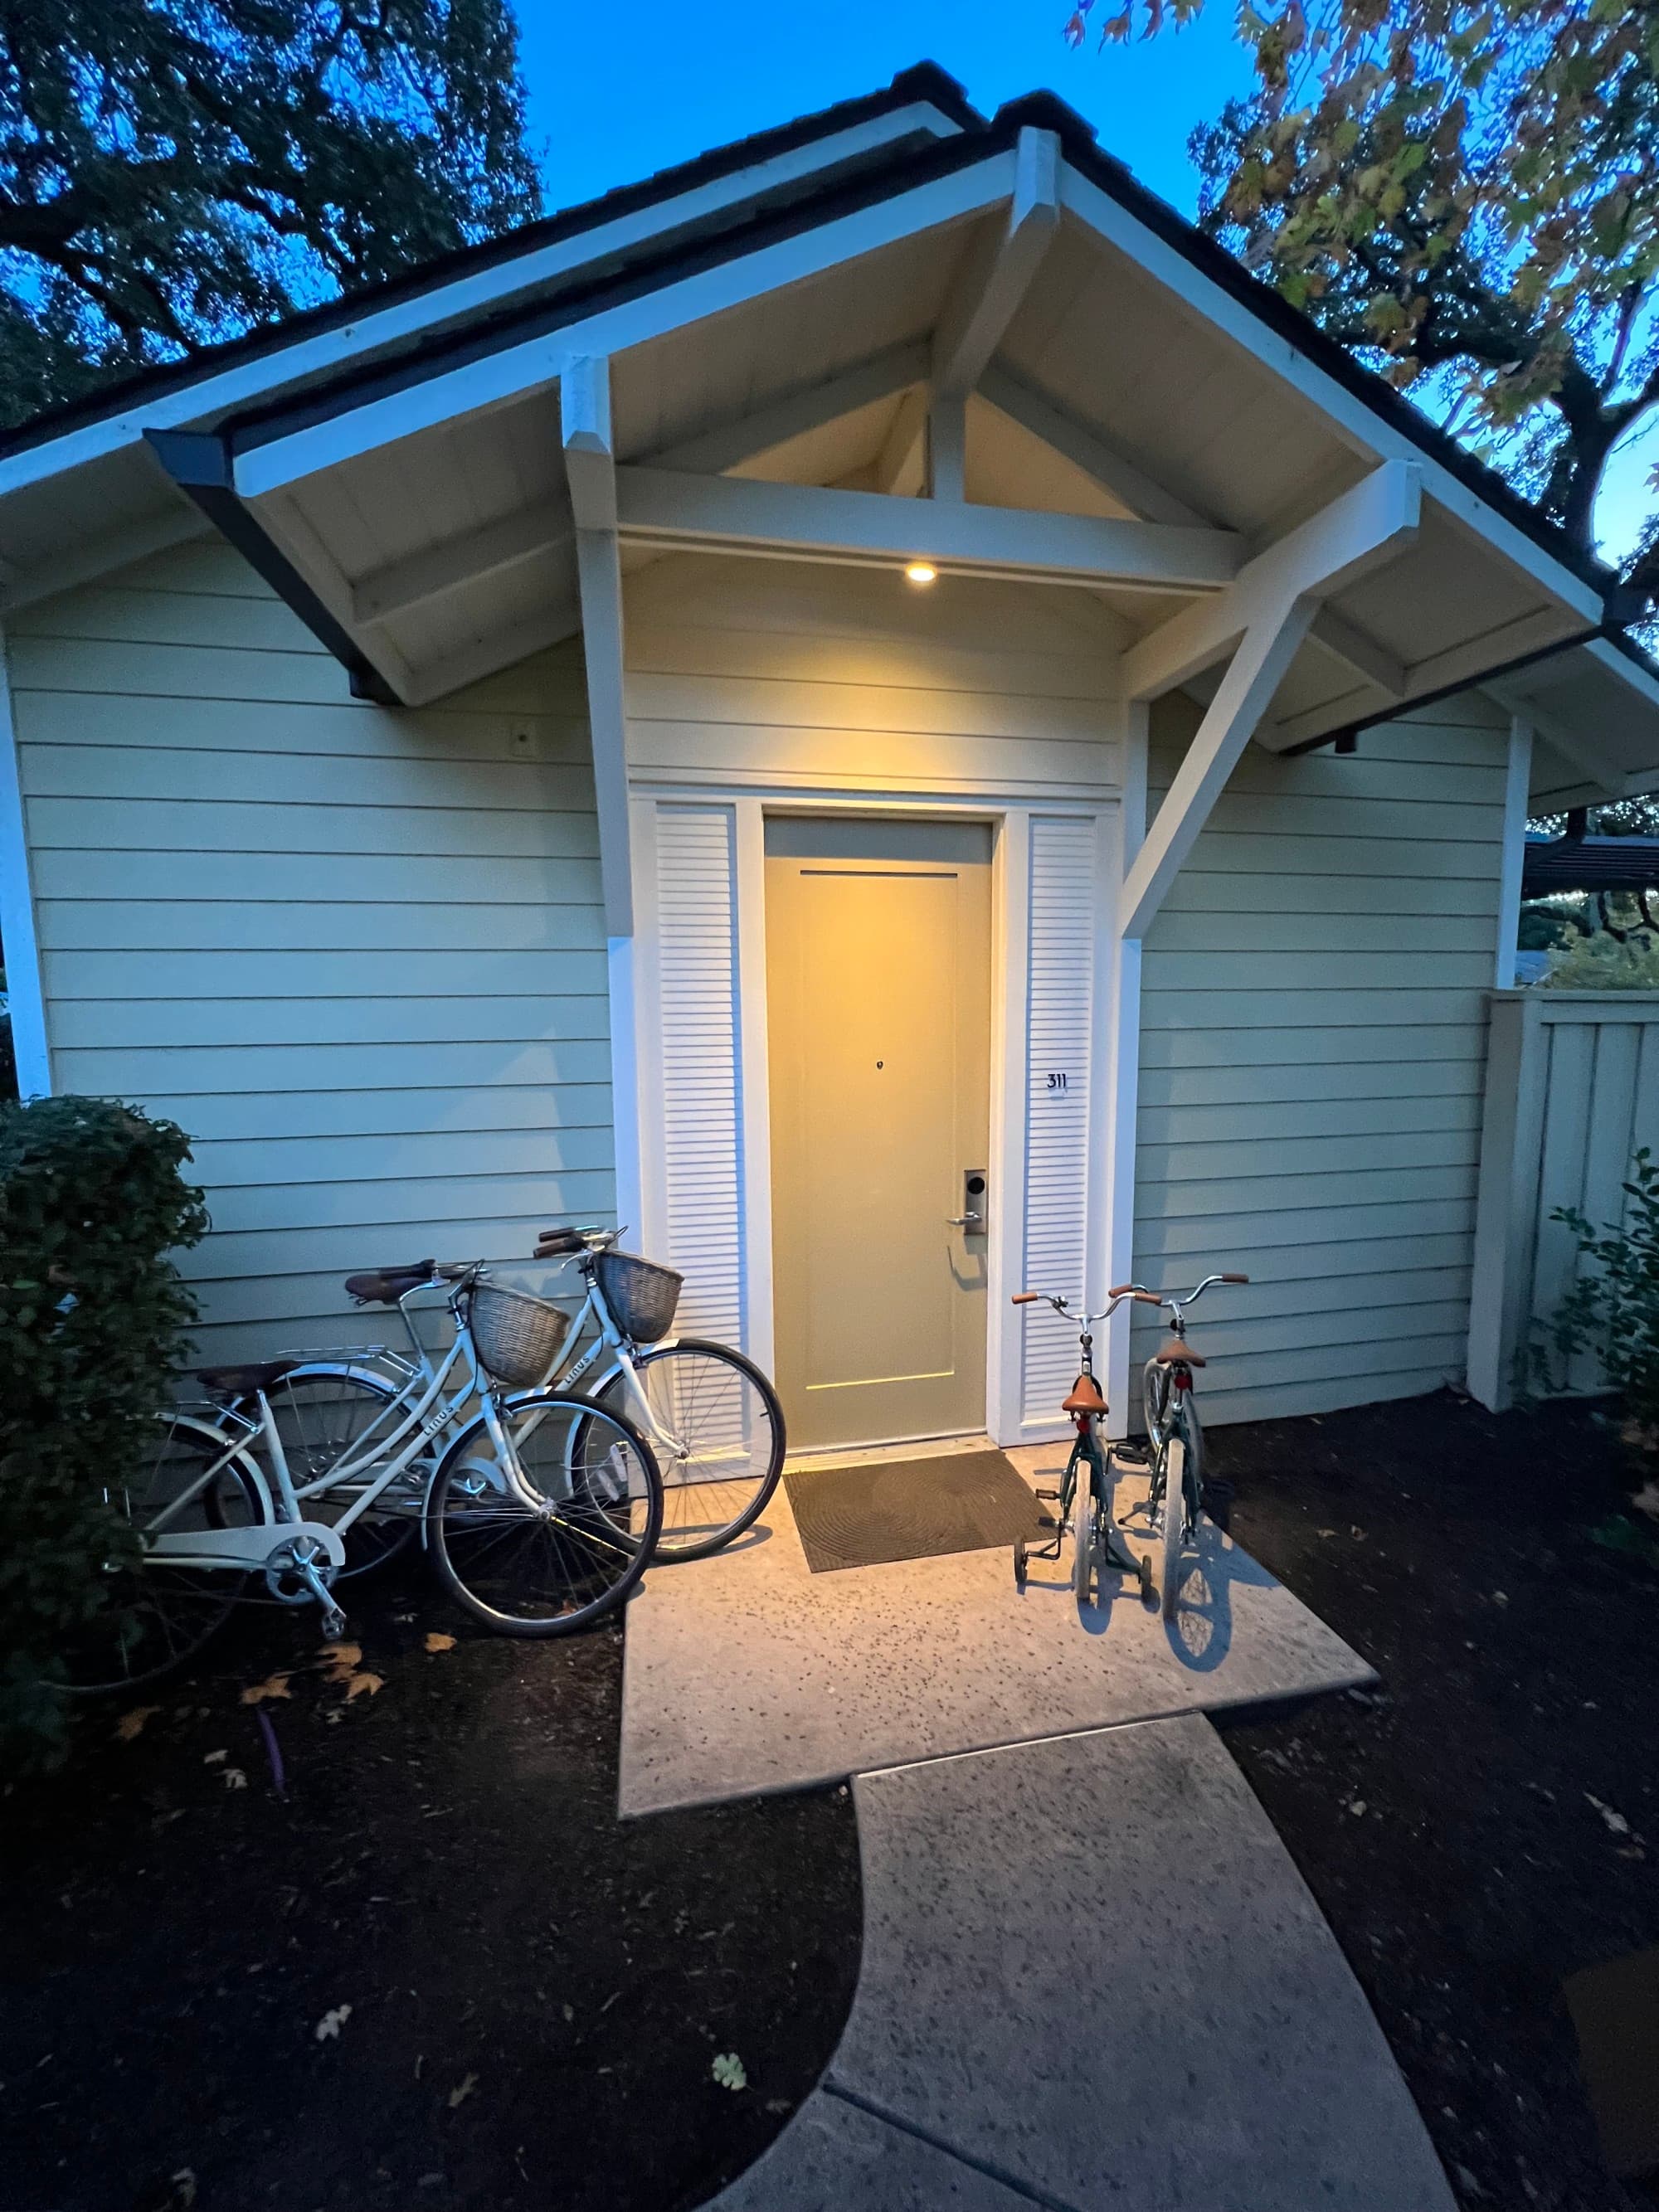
[784,1450,1045,1574]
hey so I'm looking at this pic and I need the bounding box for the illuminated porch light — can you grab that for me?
[903,561,938,587]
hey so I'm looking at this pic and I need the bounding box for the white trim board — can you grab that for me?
[0,620,50,1096]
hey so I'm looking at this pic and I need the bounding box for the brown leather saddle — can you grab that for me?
[1063,1372,1108,1415]
[1154,1339,1206,1368]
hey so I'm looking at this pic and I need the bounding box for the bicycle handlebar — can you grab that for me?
[1012,1271,1248,1320]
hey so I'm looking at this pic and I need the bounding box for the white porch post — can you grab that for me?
[0,622,50,1097]
[562,355,642,1243]
[1103,706,1148,1434]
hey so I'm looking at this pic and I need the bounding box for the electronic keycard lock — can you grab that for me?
[947,1169,989,1237]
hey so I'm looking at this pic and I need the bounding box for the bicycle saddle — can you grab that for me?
[1063,1373,1108,1414]
[1154,1340,1206,1368]
[343,1260,436,1305]
[196,1358,301,1396]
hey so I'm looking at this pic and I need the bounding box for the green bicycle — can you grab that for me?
[1138,1271,1248,1619]
[1010,1284,1157,1609]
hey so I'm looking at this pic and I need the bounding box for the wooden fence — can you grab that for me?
[1467,990,1659,1411]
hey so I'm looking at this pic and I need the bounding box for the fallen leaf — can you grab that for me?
[711,2052,747,2092]
[1632,1479,1659,1522]
[425,1633,456,1655]
[314,2004,353,2041]
[202,1748,227,1765]
[168,2171,197,2210]
[342,1670,385,1701]
[114,1706,162,1743]
[223,1767,248,1791]
[1586,1793,1632,1836]
[317,1641,363,1681]
[562,2003,574,2023]
[240,1674,292,1706]
[1347,1800,1368,1818]
[448,2071,479,2109]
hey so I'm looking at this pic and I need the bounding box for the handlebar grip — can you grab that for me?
[1107,1282,1136,1297]
[1133,1291,1163,1305]
[1010,1292,1038,1305]
[1221,1272,1250,1284]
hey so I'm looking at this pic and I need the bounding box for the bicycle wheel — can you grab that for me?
[427,1393,663,1636]
[1160,1427,1190,1621]
[250,1366,417,1577]
[1142,1355,1172,1450]
[594,1339,784,1559]
[59,1412,268,1694]
[1073,1456,1096,1607]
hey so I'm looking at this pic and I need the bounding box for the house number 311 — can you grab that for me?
[1046,1072,1069,1091]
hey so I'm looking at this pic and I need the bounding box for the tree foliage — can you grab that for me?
[0,0,540,430]
[1067,0,1659,591]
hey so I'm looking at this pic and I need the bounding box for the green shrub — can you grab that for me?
[1541,933,1659,989]
[1540,1148,1659,1448]
[0,1096,207,1766]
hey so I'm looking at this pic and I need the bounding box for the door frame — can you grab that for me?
[621,784,1126,1448]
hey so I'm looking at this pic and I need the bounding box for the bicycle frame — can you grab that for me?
[343,1266,687,1470]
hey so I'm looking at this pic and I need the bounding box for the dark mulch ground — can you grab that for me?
[1211,1388,1659,2212]
[0,1578,860,2212]
[7,1390,1658,2212]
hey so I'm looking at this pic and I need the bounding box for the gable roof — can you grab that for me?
[0,60,1654,800]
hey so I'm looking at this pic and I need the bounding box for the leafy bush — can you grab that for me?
[1540,1148,1659,1449]
[1541,933,1659,989]
[0,1096,207,1765]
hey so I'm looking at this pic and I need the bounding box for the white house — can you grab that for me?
[3,66,1657,1451]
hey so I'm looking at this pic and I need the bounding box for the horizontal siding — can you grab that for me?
[1132,702,1506,1426]
[622,554,1124,798]
[16,536,611,1360]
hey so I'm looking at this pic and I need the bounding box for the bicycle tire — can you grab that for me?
[1160,1428,1189,1621]
[59,1412,269,1694]
[426,1393,663,1637]
[591,1338,785,1560]
[1142,1355,1172,1450]
[1073,1454,1096,1607]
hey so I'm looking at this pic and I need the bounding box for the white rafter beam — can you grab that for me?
[1121,460,1423,703]
[925,125,1061,501]
[978,362,1204,527]
[1306,605,1408,700]
[562,358,632,937]
[400,594,584,706]
[932,128,1060,401]
[353,341,933,629]
[353,501,574,626]
[612,465,1242,591]
[651,338,928,475]
[1119,596,1318,940]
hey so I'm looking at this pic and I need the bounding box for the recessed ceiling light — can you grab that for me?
[903,561,937,586]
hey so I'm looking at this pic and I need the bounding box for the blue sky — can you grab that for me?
[508,1,1652,567]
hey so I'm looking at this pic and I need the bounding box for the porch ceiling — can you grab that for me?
[0,73,1654,795]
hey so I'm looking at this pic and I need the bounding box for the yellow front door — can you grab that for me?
[765,818,992,1451]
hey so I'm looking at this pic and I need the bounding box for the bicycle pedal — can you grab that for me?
[1035,1487,1060,1502]
[1038,1513,1059,1530]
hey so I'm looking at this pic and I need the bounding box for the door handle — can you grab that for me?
[946,1212,983,1228]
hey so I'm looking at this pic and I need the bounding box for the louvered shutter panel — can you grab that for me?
[1021,815,1097,1427]
[654,805,747,1348]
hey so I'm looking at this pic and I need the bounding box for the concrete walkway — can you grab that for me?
[622,1445,1372,1816]
[707,1716,1457,2211]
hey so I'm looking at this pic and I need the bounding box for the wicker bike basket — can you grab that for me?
[469,1282,572,1388]
[596,1250,683,1344]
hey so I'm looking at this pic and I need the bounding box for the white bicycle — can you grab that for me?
[262,1227,785,1568]
[60,1262,664,1694]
